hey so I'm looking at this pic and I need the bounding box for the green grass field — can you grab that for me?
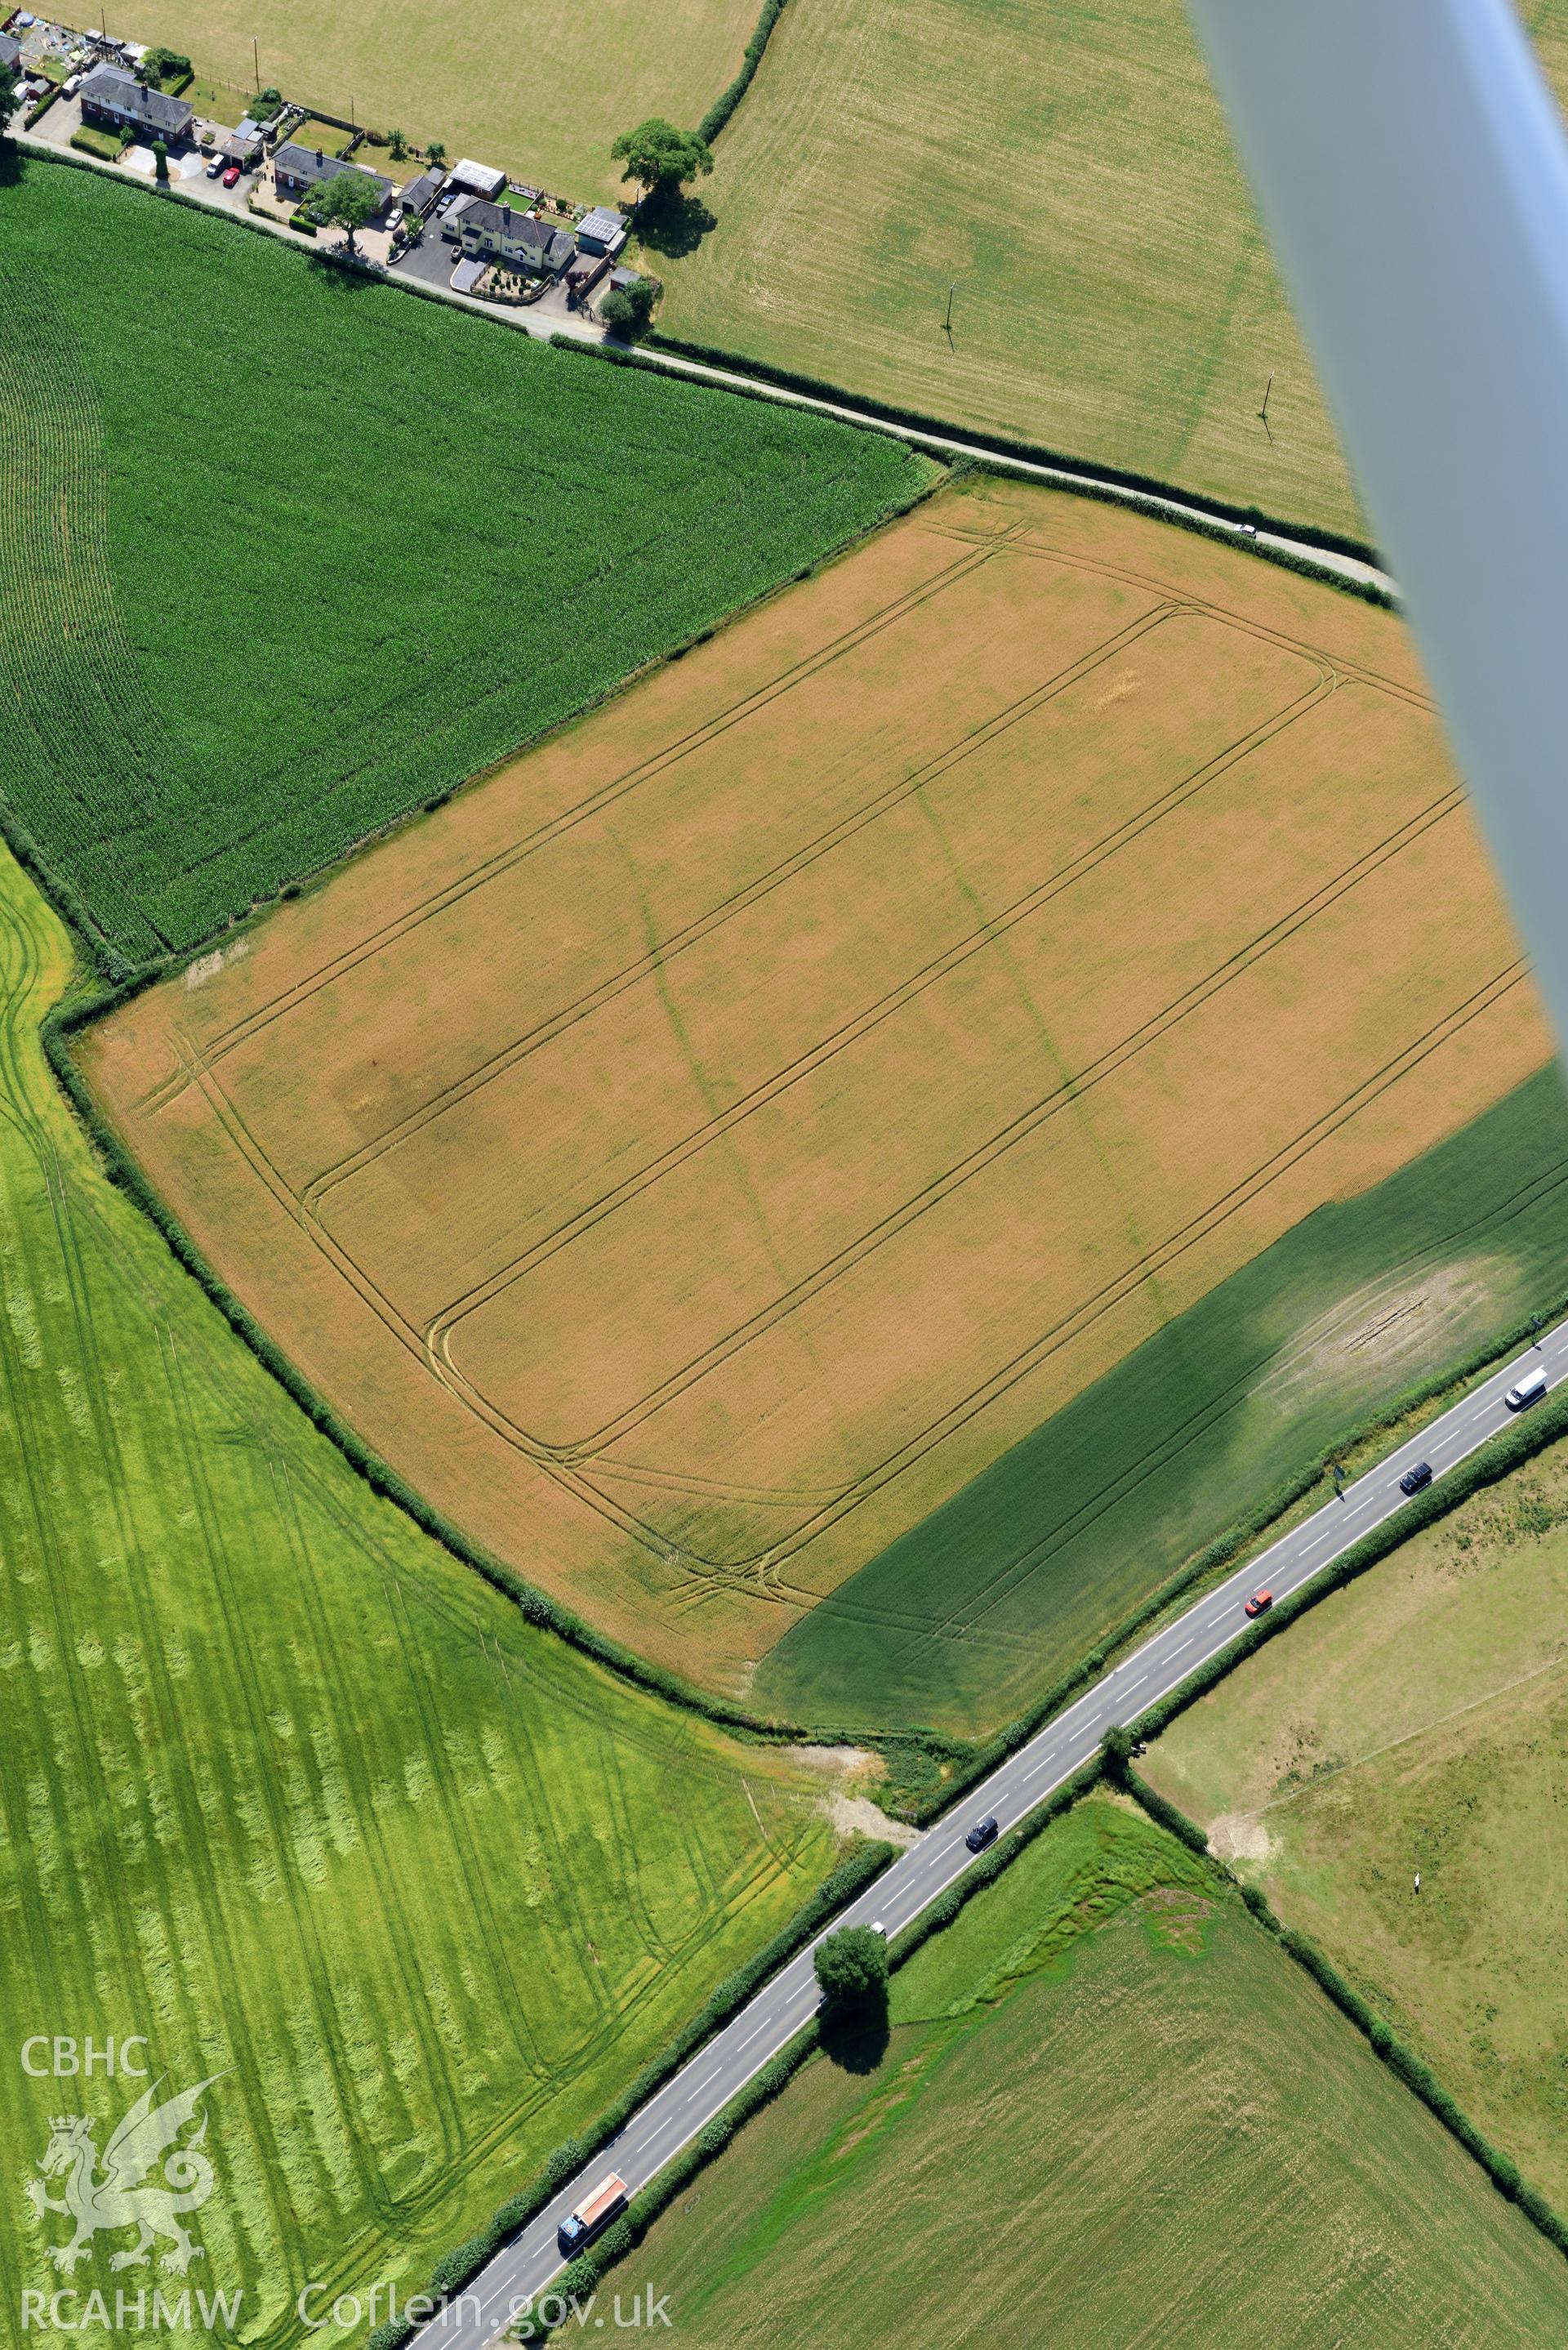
[0,847,840,2346]
[758,1063,1568,1735]
[1147,1443,1568,2218]
[605,1799,1568,2346]
[113,0,757,198]
[0,156,931,966]
[659,0,1568,541]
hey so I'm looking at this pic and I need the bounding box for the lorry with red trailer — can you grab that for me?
[557,2174,629,2258]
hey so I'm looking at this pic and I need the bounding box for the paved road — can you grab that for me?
[15,110,1391,600]
[412,1326,1563,2343]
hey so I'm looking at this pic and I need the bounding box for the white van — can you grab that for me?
[1504,1364,1548,1411]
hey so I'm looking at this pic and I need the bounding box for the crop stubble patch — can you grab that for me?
[84,479,1551,1702]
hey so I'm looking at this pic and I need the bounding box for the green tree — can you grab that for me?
[610,118,713,201]
[599,274,657,338]
[388,126,407,160]
[303,167,384,253]
[1100,1723,1134,1783]
[0,56,23,131]
[152,136,169,182]
[425,137,447,167]
[813,1925,888,2016]
[140,45,190,86]
[255,86,283,121]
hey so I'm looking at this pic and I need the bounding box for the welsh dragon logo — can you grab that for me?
[25,2074,225,2276]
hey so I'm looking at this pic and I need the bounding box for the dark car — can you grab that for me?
[1399,1461,1433,1496]
[964,1815,999,1853]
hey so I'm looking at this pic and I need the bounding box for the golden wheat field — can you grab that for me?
[83,476,1549,1701]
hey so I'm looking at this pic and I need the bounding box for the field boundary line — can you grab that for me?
[154,524,1021,1095]
[289,591,1177,1215]
[430,948,1523,1484]
[1241,1644,1568,1821]
[421,742,1455,1395]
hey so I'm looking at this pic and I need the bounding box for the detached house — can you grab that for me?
[452,199,574,278]
[79,63,194,142]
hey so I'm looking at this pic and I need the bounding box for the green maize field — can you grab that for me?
[0,156,933,967]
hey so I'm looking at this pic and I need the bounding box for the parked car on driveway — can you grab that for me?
[205,153,224,177]
[221,163,242,188]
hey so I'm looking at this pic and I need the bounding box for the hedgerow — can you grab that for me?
[363,1839,893,2350]
[1125,1379,1568,1750]
[1115,1777,1568,2264]
[697,0,791,144]
[0,155,933,963]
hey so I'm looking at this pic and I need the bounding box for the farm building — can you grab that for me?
[576,206,627,256]
[274,143,394,207]
[451,200,575,277]
[220,129,263,168]
[78,63,193,141]
[446,157,507,200]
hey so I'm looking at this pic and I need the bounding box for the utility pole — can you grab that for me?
[1258,368,1275,424]
[945,279,959,336]
[252,35,259,91]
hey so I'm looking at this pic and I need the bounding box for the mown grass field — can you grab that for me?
[606,1799,1568,2345]
[764,1063,1568,1731]
[86,474,1549,1710]
[659,0,1568,540]
[1147,1443,1568,2217]
[0,849,840,2347]
[91,0,756,197]
[0,158,929,967]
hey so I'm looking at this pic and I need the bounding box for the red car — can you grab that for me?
[221,163,242,189]
[1244,1590,1273,1619]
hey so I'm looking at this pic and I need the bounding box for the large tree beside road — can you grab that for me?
[303,169,384,254]
[813,1925,889,2016]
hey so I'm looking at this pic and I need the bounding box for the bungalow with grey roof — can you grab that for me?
[0,31,23,77]
[452,198,574,277]
[79,62,194,141]
[273,141,394,207]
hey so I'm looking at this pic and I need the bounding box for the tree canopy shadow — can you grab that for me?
[818,1994,891,2076]
[633,188,718,261]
